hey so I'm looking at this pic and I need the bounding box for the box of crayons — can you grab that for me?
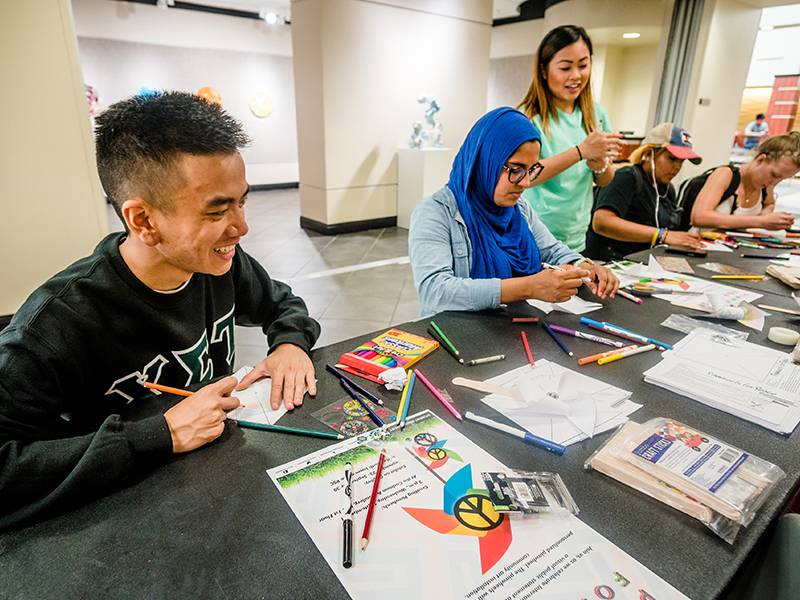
[338,328,438,379]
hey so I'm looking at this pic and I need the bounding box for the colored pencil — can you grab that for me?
[142,381,192,397]
[740,253,788,260]
[710,275,765,280]
[429,321,463,362]
[464,411,566,456]
[427,327,464,364]
[340,379,384,427]
[395,372,411,425]
[400,371,415,428]
[511,317,540,323]
[360,451,386,551]
[547,324,626,348]
[467,354,506,366]
[757,304,800,316]
[520,331,535,366]
[617,289,643,305]
[596,344,656,365]
[414,368,463,421]
[235,420,344,440]
[577,344,640,366]
[325,363,384,405]
[541,262,591,284]
[541,321,573,356]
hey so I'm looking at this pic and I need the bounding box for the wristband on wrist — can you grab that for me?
[657,228,669,245]
[590,158,609,176]
[650,228,660,248]
[575,145,583,161]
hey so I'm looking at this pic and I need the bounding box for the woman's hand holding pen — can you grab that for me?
[164,376,240,453]
[525,268,589,303]
[572,261,619,299]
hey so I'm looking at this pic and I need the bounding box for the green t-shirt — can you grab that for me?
[523,104,612,252]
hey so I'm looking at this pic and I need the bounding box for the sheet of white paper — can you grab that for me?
[526,295,603,315]
[644,330,800,434]
[479,361,640,445]
[267,411,689,600]
[226,366,288,424]
[700,240,733,252]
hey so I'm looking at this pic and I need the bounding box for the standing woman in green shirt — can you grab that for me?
[518,25,622,252]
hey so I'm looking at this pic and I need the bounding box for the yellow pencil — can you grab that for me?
[395,371,411,424]
[710,275,764,280]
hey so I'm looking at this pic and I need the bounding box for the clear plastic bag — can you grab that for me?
[481,471,579,516]
[585,418,784,543]
[660,313,749,340]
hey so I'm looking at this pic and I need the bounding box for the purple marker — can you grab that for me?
[548,324,626,348]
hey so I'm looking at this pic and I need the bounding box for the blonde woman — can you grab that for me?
[586,123,704,261]
[690,132,800,231]
[517,25,622,252]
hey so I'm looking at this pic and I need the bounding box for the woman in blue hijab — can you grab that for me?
[409,108,618,316]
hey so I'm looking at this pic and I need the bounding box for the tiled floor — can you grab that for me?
[106,188,420,369]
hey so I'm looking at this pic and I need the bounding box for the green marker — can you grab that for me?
[235,420,344,440]
[429,320,463,363]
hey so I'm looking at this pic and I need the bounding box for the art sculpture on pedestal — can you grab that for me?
[408,95,444,149]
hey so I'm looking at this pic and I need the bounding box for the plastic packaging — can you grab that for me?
[585,418,784,543]
[481,471,579,516]
[660,313,749,340]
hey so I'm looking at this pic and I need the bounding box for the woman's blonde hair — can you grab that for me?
[755,131,800,167]
[628,144,666,165]
[517,25,598,137]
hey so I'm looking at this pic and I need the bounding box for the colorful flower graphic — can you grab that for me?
[403,464,513,574]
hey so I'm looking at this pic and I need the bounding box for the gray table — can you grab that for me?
[2,291,800,599]
[627,246,798,298]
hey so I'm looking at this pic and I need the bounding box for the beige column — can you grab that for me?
[0,0,107,315]
[291,0,492,233]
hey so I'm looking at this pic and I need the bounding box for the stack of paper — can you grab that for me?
[460,360,641,445]
[226,366,288,425]
[643,330,800,434]
[526,296,602,315]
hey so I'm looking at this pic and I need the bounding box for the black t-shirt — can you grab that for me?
[0,233,320,529]
[585,165,678,260]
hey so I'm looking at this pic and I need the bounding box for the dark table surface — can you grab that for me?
[2,278,800,599]
[627,246,799,298]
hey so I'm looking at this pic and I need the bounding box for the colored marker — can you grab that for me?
[342,463,354,568]
[464,411,566,456]
[235,420,344,440]
[520,331,535,366]
[740,253,788,260]
[414,368,462,421]
[467,354,506,366]
[577,344,640,366]
[579,317,672,350]
[542,321,573,356]
[617,289,643,305]
[547,324,626,348]
[429,321,464,362]
[596,344,656,365]
[541,262,591,284]
[325,363,384,405]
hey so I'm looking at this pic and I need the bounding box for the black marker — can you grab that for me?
[342,463,353,568]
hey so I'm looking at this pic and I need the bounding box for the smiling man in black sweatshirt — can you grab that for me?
[0,92,320,529]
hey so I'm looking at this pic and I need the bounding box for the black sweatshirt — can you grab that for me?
[0,233,320,529]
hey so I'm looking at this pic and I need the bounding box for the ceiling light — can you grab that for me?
[265,12,278,24]
[622,32,641,39]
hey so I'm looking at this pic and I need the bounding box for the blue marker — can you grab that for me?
[579,317,672,350]
[465,412,566,456]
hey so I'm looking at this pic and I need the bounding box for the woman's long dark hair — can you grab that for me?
[517,25,598,136]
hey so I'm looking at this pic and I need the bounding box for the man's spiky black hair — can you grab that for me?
[95,91,250,211]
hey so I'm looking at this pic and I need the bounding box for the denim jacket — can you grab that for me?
[409,185,583,316]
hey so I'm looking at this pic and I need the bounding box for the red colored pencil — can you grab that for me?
[361,450,386,551]
[512,317,540,323]
[520,331,535,367]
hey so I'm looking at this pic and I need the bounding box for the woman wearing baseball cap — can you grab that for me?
[585,123,704,261]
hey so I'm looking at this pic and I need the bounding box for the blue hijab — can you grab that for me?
[448,108,543,280]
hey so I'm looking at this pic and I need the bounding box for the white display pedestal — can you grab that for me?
[396,147,456,229]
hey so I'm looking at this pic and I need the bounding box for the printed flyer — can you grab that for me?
[267,411,691,599]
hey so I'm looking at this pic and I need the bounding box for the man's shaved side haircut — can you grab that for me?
[95,91,250,213]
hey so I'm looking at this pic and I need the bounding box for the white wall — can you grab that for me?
[0,1,107,315]
[293,0,492,227]
[682,0,762,180]
[77,37,298,185]
[490,20,544,59]
[603,44,660,136]
[71,0,292,56]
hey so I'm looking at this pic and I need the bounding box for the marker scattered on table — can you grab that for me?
[520,331,535,366]
[580,317,672,350]
[547,324,626,348]
[541,262,591,284]
[577,344,640,366]
[596,344,656,365]
[467,354,506,366]
[235,420,344,440]
[542,321,573,357]
[342,463,354,569]
[740,253,788,260]
[465,411,566,456]
[616,289,643,305]
[361,451,386,551]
